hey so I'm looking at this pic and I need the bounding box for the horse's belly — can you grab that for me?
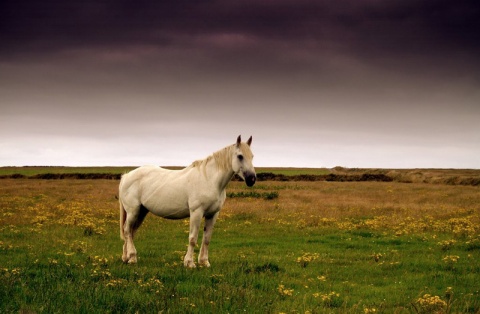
[149,206,190,220]
[141,187,190,219]
[143,195,190,219]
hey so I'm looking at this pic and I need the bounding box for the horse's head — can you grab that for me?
[232,135,256,187]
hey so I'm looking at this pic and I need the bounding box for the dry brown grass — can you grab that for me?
[1,179,479,239]
[333,167,480,185]
[0,179,118,230]
[225,181,480,237]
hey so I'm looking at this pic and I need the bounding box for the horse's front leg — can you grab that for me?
[199,212,219,267]
[184,209,203,268]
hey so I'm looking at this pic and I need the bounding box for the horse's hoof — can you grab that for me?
[125,254,137,264]
[184,260,196,268]
[199,260,211,267]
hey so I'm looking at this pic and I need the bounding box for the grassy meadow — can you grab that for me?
[0,171,479,313]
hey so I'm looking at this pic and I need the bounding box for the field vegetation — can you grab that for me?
[1,166,479,186]
[0,166,329,177]
[0,168,479,313]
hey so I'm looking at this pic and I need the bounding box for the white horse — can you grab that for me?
[119,135,256,268]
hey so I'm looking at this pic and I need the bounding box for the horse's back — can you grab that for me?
[120,165,192,218]
[121,165,157,189]
[120,165,166,202]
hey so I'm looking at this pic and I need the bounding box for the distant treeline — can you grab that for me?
[0,172,392,182]
[1,170,479,186]
[254,172,394,182]
[0,173,121,180]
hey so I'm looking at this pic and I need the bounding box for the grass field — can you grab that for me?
[1,175,479,313]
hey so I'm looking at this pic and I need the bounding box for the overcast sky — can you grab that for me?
[1,1,479,168]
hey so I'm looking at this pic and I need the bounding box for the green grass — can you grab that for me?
[2,223,478,313]
[1,179,479,313]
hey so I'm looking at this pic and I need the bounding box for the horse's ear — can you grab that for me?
[247,136,252,146]
[236,135,241,147]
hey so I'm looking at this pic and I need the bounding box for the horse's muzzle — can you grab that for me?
[245,173,256,187]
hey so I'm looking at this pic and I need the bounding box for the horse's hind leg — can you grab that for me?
[123,210,138,263]
[122,240,129,263]
[123,205,148,264]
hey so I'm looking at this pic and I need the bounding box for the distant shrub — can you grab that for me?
[29,173,121,180]
[263,191,279,200]
[227,191,278,200]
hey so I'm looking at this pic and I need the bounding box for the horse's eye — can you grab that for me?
[238,155,244,161]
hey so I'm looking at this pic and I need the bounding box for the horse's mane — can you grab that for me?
[190,145,234,172]
[190,143,252,173]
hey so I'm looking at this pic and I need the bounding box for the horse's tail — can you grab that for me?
[119,176,126,240]
[119,198,126,240]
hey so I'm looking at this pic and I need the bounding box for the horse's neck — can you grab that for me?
[204,158,234,191]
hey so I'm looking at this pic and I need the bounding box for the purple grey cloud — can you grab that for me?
[1,0,479,167]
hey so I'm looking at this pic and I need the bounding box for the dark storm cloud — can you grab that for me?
[1,0,479,168]
[2,0,479,60]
